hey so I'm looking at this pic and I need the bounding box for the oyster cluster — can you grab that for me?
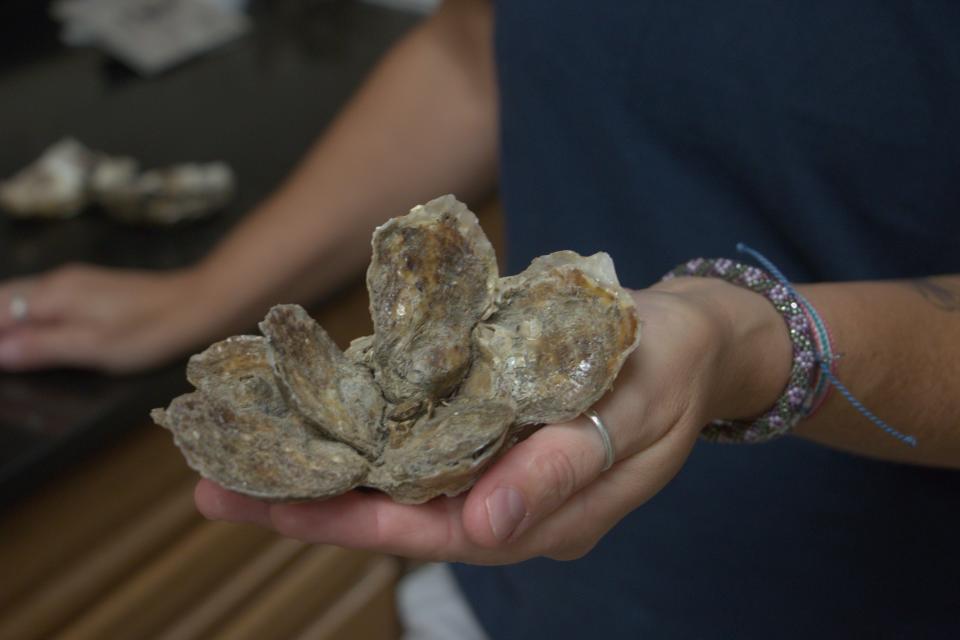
[152,196,641,504]
[0,137,234,225]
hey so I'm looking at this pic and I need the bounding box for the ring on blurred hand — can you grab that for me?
[9,294,28,323]
[584,408,615,471]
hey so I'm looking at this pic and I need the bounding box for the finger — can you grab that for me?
[0,276,38,332]
[266,414,695,563]
[0,273,77,333]
[460,344,654,548]
[204,484,526,564]
[266,491,480,561]
[197,479,472,559]
[197,425,695,565]
[195,479,272,527]
[460,418,611,548]
[195,421,698,565]
[0,325,98,370]
[509,420,699,561]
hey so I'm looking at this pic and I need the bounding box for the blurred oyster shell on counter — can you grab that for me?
[89,154,140,196]
[0,136,234,225]
[96,161,235,225]
[154,196,641,504]
[0,138,95,219]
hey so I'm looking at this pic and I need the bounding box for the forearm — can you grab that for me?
[795,277,960,467]
[193,0,496,336]
[655,273,960,468]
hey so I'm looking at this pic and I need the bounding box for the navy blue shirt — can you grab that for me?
[453,2,960,637]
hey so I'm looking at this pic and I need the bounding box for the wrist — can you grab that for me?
[652,276,792,422]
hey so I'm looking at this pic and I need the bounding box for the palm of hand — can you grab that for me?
[198,287,717,564]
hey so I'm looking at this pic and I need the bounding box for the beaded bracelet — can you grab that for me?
[661,257,818,444]
[664,246,918,447]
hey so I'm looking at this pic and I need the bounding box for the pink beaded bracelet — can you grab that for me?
[664,245,917,447]
[662,257,818,444]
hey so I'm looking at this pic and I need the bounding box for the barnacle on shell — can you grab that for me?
[153,196,641,504]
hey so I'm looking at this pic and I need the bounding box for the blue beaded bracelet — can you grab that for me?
[662,258,818,443]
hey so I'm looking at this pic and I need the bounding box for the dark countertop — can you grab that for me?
[0,1,419,504]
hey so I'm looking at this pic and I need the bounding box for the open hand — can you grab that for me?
[196,282,790,564]
[0,264,217,373]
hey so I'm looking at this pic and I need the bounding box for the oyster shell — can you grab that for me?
[259,304,384,459]
[186,335,289,417]
[0,136,234,225]
[153,335,369,501]
[367,398,515,504]
[154,196,641,504]
[89,155,140,200]
[153,392,369,501]
[0,138,95,219]
[367,195,497,404]
[96,161,235,225]
[462,251,641,425]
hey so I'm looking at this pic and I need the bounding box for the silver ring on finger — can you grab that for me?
[584,408,615,472]
[9,294,29,323]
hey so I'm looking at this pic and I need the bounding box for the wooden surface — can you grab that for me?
[0,421,402,640]
[0,199,502,640]
[0,274,393,640]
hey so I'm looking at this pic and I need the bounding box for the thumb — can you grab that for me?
[462,417,611,548]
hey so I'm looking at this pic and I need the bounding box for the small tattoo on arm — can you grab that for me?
[907,278,960,312]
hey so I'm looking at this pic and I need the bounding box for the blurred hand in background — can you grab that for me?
[0,0,497,375]
[0,265,218,372]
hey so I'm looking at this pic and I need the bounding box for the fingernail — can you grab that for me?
[486,486,527,542]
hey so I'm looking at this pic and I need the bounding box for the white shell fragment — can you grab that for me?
[154,196,642,504]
